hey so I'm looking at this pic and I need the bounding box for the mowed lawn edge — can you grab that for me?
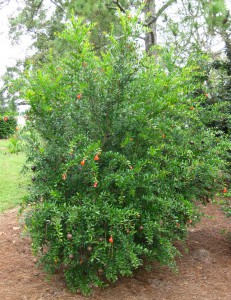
[0,139,28,213]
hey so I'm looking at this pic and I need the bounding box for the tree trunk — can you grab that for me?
[144,0,157,54]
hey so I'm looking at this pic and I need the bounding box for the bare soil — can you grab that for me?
[1,201,231,300]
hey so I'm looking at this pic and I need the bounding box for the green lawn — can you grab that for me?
[0,139,28,213]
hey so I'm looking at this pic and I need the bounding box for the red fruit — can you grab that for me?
[80,159,85,166]
[108,236,113,243]
[223,187,228,193]
[76,93,82,100]
[3,116,8,122]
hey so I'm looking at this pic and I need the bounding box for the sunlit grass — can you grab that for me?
[0,139,28,213]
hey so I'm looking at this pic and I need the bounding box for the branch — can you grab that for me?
[107,0,150,28]
[112,0,126,13]
[146,16,157,27]
[33,0,43,14]
[146,0,177,26]
[106,5,117,11]
[27,0,44,31]
[156,0,177,19]
[50,0,66,13]
[108,0,174,43]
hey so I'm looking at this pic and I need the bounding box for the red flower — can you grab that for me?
[108,236,113,243]
[223,187,228,193]
[94,154,100,161]
[76,94,82,100]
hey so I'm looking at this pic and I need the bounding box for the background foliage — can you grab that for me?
[0,116,17,139]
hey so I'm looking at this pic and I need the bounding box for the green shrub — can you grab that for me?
[8,133,24,154]
[0,116,17,139]
[21,15,229,295]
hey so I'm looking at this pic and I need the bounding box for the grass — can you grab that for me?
[0,139,29,213]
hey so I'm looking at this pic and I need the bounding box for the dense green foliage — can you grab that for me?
[0,116,17,139]
[20,15,229,295]
[207,41,231,137]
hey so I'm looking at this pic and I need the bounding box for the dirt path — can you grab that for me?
[0,202,231,300]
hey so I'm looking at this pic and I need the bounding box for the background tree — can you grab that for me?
[142,0,177,53]
[0,0,181,110]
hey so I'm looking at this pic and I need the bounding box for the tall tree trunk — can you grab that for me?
[144,0,157,54]
[144,0,177,54]
[224,37,231,76]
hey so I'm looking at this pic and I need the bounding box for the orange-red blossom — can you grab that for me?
[80,159,85,166]
[108,236,113,243]
[94,154,100,161]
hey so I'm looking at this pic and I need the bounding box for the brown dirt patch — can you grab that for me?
[1,202,231,300]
